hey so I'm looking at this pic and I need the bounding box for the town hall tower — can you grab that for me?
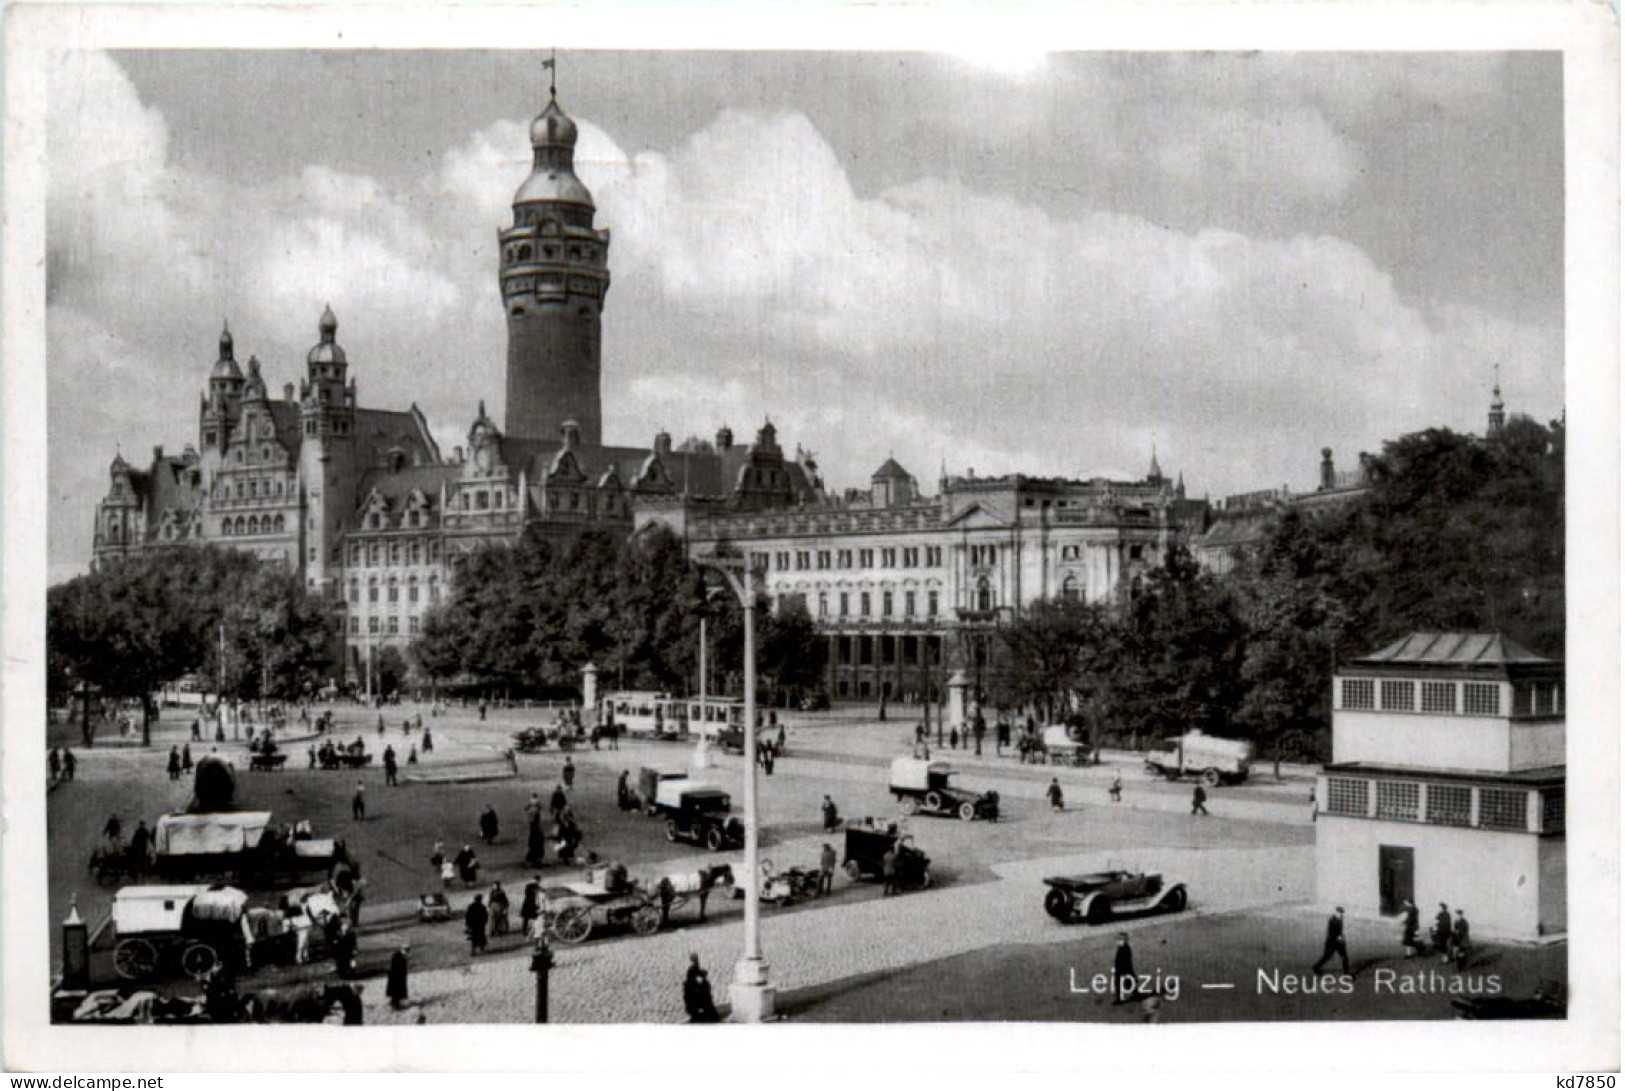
[499,83,611,445]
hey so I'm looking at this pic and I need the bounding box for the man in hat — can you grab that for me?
[1312,907,1350,975]
[465,893,489,955]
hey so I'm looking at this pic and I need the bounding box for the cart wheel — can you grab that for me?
[1086,897,1113,925]
[706,827,725,852]
[113,938,160,981]
[664,819,680,842]
[1044,887,1074,921]
[958,801,977,822]
[900,796,919,816]
[1164,886,1188,913]
[843,861,863,882]
[924,791,943,812]
[552,906,592,945]
[1202,768,1221,788]
[630,905,662,937]
[181,942,220,979]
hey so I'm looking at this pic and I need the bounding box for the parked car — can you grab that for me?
[1144,730,1252,786]
[651,778,744,851]
[888,757,999,821]
[841,822,931,890]
[1041,869,1188,925]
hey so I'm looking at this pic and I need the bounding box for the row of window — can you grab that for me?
[349,576,441,606]
[503,240,598,264]
[215,474,295,502]
[350,540,443,568]
[221,513,288,537]
[1339,677,1517,717]
[771,545,946,573]
[812,589,942,620]
[349,615,420,636]
[365,510,434,531]
[1324,775,1562,833]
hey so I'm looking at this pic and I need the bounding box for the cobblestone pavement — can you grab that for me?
[365,842,1313,1024]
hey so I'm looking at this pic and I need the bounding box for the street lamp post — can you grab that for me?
[697,551,774,1022]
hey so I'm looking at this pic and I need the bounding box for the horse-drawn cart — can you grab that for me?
[543,862,665,945]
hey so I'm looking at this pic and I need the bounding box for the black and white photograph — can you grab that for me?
[2,0,1617,1076]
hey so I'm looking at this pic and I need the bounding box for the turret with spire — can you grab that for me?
[500,52,612,446]
[1488,365,1507,438]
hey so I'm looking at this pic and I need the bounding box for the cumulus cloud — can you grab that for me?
[46,51,1561,580]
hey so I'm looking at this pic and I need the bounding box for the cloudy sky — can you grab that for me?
[46,49,1563,580]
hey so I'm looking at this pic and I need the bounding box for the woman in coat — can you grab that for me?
[386,943,410,1010]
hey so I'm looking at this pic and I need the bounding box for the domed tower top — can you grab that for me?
[308,304,347,365]
[211,320,243,383]
[514,91,595,208]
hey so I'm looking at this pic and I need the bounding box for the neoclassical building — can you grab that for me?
[679,456,1209,700]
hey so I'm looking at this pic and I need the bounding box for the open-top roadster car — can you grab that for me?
[1041,869,1188,925]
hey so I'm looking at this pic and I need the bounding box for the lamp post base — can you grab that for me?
[729,957,775,1022]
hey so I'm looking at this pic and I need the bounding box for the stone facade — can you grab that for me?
[679,458,1209,701]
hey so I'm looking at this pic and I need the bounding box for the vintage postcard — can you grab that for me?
[2,0,1617,1075]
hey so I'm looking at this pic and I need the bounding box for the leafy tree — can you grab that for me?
[998,596,1115,723]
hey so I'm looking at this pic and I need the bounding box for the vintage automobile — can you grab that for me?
[1041,869,1189,925]
[1143,730,1252,786]
[542,862,664,944]
[888,757,999,821]
[841,821,932,890]
[109,883,306,981]
[652,779,745,851]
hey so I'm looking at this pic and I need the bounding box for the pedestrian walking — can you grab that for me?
[1433,903,1452,959]
[763,747,775,776]
[616,771,634,811]
[821,794,840,832]
[332,921,358,978]
[456,844,480,886]
[1112,933,1136,1004]
[421,727,434,753]
[949,726,959,750]
[1191,784,1208,816]
[526,816,548,867]
[881,845,899,897]
[683,954,720,1023]
[819,842,838,896]
[973,720,984,756]
[776,723,787,752]
[103,813,123,848]
[1311,907,1350,975]
[407,744,418,764]
[464,894,489,955]
[383,745,398,786]
[181,743,193,772]
[1109,774,1122,803]
[1401,899,1421,958]
[378,714,386,736]
[352,781,366,821]
[191,718,202,742]
[489,881,511,936]
[562,757,576,790]
[1449,909,1471,971]
[47,748,60,781]
[479,804,500,844]
[402,718,411,736]
[478,701,487,722]
[520,878,541,937]
[167,746,182,780]
[62,748,76,780]
[386,942,411,1010]
[129,819,152,866]
[1047,778,1064,812]
[550,784,567,820]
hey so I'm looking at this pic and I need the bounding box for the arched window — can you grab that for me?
[518,244,532,261]
[274,514,286,533]
[977,577,993,612]
[390,543,402,565]
[1062,575,1079,602]
[247,515,260,536]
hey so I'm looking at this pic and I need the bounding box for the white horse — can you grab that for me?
[654,863,734,924]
